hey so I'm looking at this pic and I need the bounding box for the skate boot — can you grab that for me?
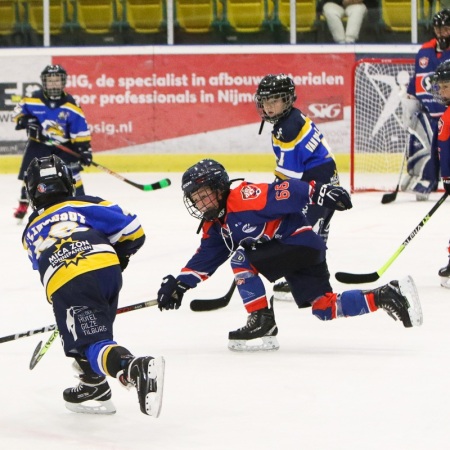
[372,275,423,328]
[273,280,294,302]
[438,262,450,288]
[228,298,279,352]
[119,356,165,417]
[13,200,29,221]
[63,373,116,415]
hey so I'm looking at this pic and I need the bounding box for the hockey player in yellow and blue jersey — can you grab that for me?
[13,64,93,220]
[255,74,340,300]
[22,155,164,417]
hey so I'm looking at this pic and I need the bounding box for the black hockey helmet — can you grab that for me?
[25,155,75,210]
[40,64,67,100]
[254,74,297,124]
[433,9,450,50]
[182,159,230,221]
[431,60,450,105]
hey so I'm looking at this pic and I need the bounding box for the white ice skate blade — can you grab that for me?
[228,336,280,352]
[273,292,294,302]
[440,277,450,289]
[145,356,165,418]
[65,399,116,415]
[398,275,423,327]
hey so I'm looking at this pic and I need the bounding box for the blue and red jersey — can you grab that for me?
[437,107,450,178]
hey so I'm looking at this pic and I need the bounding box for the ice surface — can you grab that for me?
[1,170,449,450]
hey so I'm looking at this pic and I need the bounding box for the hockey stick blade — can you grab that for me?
[190,281,236,312]
[381,191,398,204]
[336,192,449,284]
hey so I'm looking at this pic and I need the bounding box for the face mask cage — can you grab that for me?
[431,76,450,106]
[183,186,224,221]
[254,91,295,124]
[41,73,66,99]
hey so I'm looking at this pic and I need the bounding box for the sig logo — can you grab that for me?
[307,103,342,121]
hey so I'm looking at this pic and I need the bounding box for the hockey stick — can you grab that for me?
[29,299,158,370]
[190,281,236,312]
[381,141,408,204]
[45,139,171,192]
[335,192,449,284]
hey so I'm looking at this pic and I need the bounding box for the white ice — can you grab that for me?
[1,170,449,450]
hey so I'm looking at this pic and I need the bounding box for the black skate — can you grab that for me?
[372,276,423,328]
[228,299,279,352]
[13,200,28,221]
[63,373,116,415]
[120,356,165,417]
[438,263,450,289]
[273,280,294,302]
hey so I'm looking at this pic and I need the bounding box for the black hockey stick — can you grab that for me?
[29,299,158,370]
[381,142,408,204]
[336,192,448,284]
[0,324,57,344]
[46,139,171,192]
[190,281,236,312]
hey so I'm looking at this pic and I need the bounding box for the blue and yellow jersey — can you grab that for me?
[271,108,334,180]
[13,89,91,146]
[22,196,145,302]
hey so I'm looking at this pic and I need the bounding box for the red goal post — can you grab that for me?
[351,58,415,193]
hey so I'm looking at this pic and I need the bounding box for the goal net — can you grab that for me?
[351,58,415,192]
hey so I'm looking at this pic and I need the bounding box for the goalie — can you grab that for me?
[400,9,450,200]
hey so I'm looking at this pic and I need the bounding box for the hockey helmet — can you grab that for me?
[182,159,230,220]
[254,74,297,124]
[433,9,450,50]
[40,64,67,100]
[25,155,75,210]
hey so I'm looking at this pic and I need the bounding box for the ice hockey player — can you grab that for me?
[13,64,93,221]
[22,155,164,416]
[255,74,340,301]
[156,159,423,352]
[431,60,450,287]
[400,9,450,200]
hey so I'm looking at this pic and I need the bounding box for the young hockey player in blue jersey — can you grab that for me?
[13,64,93,220]
[400,9,450,200]
[157,159,422,352]
[255,74,340,300]
[22,155,164,417]
[431,60,450,287]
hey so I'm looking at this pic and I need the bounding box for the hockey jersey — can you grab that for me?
[177,179,326,288]
[271,107,335,180]
[407,38,450,119]
[22,196,145,302]
[13,89,91,146]
[437,107,450,178]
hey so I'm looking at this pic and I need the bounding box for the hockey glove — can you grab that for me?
[15,114,39,130]
[310,181,352,211]
[157,275,190,311]
[118,255,130,272]
[443,178,450,195]
[75,144,93,167]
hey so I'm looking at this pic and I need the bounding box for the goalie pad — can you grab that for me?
[401,111,438,197]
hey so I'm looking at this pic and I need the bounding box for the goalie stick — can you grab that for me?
[45,139,171,192]
[336,192,448,284]
[190,281,236,312]
[29,299,158,370]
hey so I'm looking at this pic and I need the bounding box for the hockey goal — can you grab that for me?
[351,58,415,193]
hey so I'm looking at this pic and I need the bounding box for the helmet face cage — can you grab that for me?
[182,159,230,221]
[40,65,67,99]
[431,61,450,105]
[25,155,75,210]
[254,74,296,124]
[433,9,450,50]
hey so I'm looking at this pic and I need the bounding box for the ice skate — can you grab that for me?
[273,280,294,302]
[228,298,279,352]
[438,262,450,288]
[63,373,116,415]
[120,356,165,417]
[13,200,29,222]
[372,275,423,327]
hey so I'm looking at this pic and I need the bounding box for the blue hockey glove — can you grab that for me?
[443,178,450,196]
[157,275,190,311]
[76,144,93,167]
[310,182,352,211]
